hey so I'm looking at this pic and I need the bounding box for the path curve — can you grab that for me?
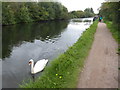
[77,22,118,88]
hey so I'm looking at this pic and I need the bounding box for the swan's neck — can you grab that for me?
[31,61,34,74]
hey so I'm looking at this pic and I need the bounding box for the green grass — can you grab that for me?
[20,21,98,88]
[105,21,120,54]
[105,21,120,43]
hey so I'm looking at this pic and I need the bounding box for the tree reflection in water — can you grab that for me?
[2,20,69,59]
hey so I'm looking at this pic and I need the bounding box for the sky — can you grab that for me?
[58,0,106,14]
[2,0,106,14]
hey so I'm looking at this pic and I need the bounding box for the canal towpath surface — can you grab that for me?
[77,22,118,88]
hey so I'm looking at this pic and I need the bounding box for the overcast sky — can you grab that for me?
[3,0,106,13]
[58,0,106,13]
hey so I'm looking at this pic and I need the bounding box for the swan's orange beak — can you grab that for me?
[29,61,32,65]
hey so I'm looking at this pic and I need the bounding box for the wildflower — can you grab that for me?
[59,76,62,79]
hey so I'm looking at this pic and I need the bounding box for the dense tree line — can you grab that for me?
[99,2,120,27]
[69,8,95,18]
[2,2,95,25]
[2,2,69,25]
[0,2,2,25]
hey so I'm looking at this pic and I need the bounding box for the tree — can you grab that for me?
[2,2,16,25]
[84,8,94,17]
[99,2,120,24]
[2,2,69,25]
[15,3,31,23]
[25,2,40,21]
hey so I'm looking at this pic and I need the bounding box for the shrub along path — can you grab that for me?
[77,22,118,88]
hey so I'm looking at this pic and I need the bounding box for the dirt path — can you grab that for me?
[77,22,118,88]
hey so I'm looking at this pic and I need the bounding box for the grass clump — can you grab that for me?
[20,21,98,88]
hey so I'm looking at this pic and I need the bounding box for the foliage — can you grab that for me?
[69,10,85,18]
[69,8,94,18]
[2,2,16,25]
[2,2,95,25]
[99,2,120,25]
[84,8,94,17]
[25,2,40,21]
[2,2,69,25]
[15,4,32,23]
[20,21,98,88]
[0,2,2,25]
[84,8,94,14]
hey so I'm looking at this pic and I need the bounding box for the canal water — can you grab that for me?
[2,18,93,88]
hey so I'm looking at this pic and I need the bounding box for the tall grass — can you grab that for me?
[20,21,98,88]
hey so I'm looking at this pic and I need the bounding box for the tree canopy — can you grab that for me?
[69,8,95,18]
[99,2,120,25]
[2,2,69,25]
[2,2,96,25]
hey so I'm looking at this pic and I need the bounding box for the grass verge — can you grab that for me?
[105,21,120,54]
[105,21,120,43]
[20,21,98,88]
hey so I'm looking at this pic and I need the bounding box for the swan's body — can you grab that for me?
[29,59,48,74]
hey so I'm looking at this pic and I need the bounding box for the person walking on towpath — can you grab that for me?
[99,15,103,22]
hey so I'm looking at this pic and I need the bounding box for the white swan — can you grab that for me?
[29,59,48,74]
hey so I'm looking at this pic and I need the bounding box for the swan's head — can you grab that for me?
[29,59,34,65]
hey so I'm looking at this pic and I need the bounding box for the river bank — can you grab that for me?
[20,21,98,88]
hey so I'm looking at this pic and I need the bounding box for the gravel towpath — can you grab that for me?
[77,22,118,88]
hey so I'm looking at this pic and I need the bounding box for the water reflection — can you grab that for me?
[2,21,69,59]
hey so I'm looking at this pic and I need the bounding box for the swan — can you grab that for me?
[29,59,48,74]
